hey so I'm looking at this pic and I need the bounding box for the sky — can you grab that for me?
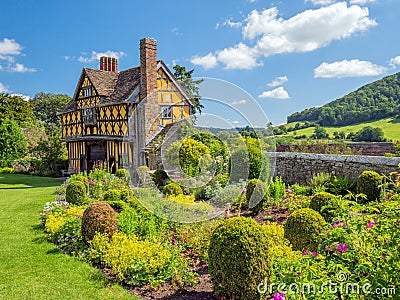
[0,0,399,126]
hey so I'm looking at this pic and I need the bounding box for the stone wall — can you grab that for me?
[266,152,400,185]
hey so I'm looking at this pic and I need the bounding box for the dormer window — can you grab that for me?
[83,107,97,125]
[161,106,172,119]
[82,87,92,98]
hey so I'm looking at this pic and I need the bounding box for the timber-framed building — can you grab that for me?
[59,38,193,173]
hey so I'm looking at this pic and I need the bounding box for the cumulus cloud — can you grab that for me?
[191,53,218,69]
[258,87,290,99]
[268,76,288,87]
[78,50,126,63]
[350,0,375,4]
[314,59,387,78]
[216,18,242,29]
[216,43,261,70]
[0,38,22,57]
[230,99,247,105]
[11,93,30,101]
[9,63,36,73]
[191,2,376,70]
[0,82,8,93]
[389,56,400,68]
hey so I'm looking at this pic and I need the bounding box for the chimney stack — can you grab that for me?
[100,56,118,73]
[140,38,157,100]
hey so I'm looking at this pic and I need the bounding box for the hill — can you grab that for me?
[287,72,400,126]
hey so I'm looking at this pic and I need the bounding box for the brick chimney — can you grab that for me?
[100,56,118,73]
[140,38,157,100]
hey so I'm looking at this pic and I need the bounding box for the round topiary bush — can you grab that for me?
[66,181,86,205]
[163,182,183,196]
[246,178,267,212]
[284,208,325,252]
[81,202,118,242]
[209,173,229,188]
[208,217,269,300]
[151,169,169,187]
[115,168,130,182]
[74,175,89,192]
[357,170,383,203]
[309,192,337,222]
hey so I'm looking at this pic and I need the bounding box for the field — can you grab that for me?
[283,117,400,141]
[0,174,136,300]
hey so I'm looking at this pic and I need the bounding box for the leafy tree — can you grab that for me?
[311,125,329,139]
[30,92,71,129]
[0,94,36,127]
[353,126,385,142]
[173,65,204,114]
[0,119,27,166]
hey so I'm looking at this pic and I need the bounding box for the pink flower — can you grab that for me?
[284,198,289,203]
[242,188,247,193]
[302,251,309,255]
[270,293,285,300]
[333,219,343,228]
[337,243,348,253]
[286,188,293,194]
[297,273,301,277]
[325,230,330,235]
[311,251,318,257]
[366,221,374,228]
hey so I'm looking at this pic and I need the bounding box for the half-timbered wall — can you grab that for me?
[67,142,86,172]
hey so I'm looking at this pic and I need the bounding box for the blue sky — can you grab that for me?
[0,0,399,125]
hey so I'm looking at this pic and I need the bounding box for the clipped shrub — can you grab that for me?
[65,181,86,205]
[72,174,89,192]
[209,173,229,188]
[115,168,130,182]
[357,170,383,203]
[309,192,337,222]
[151,169,169,187]
[162,182,183,196]
[81,202,118,242]
[284,208,325,251]
[102,189,130,210]
[246,178,267,212]
[208,217,269,300]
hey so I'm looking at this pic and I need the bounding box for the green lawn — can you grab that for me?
[284,117,400,141]
[0,174,138,300]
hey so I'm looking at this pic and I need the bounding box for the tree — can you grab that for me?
[173,65,204,114]
[311,125,329,139]
[30,92,71,129]
[0,119,27,166]
[0,94,36,127]
[353,126,385,142]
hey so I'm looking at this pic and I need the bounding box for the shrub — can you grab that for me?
[0,167,14,174]
[72,174,89,192]
[357,170,383,203]
[246,178,267,212]
[208,217,269,300]
[81,202,118,242]
[151,169,169,187]
[65,181,86,205]
[267,176,286,206]
[309,172,331,193]
[209,173,229,188]
[309,192,337,222]
[328,176,356,195]
[102,189,130,210]
[261,222,296,261]
[115,168,130,182]
[284,208,325,251]
[162,182,183,196]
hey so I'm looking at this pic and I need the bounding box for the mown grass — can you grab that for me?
[0,174,138,300]
[283,117,400,141]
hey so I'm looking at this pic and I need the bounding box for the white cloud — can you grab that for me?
[258,87,290,99]
[9,63,36,73]
[314,59,387,78]
[171,27,183,36]
[350,0,375,4]
[0,82,8,93]
[78,50,126,63]
[11,93,30,101]
[216,43,261,70]
[244,3,377,56]
[389,56,400,68]
[268,76,288,87]
[305,0,335,6]
[0,38,22,57]
[191,52,218,69]
[230,99,247,105]
[232,120,240,124]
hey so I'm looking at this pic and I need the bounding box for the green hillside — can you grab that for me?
[284,117,400,141]
[287,72,400,126]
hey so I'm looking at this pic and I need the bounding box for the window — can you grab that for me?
[161,106,172,119]
[82,87,92,98]
[83,108,97,125]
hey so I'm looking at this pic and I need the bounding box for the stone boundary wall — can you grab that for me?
[266,152,400,185]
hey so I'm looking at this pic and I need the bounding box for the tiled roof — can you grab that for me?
[107,67,141,103]
[85,68,119,96]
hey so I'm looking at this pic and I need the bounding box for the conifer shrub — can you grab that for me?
[73,175,89,192]
[309,192,337,222]
[246,178,267,212]
[81,202,118,242]
[102,189,132,210]
[208,217,269,300]
[357,170,383,203]
[65,181,86,205]
[151,169,169,187]
[162,182,183,196]
[284,208,325,251]
[115,168,130,183]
